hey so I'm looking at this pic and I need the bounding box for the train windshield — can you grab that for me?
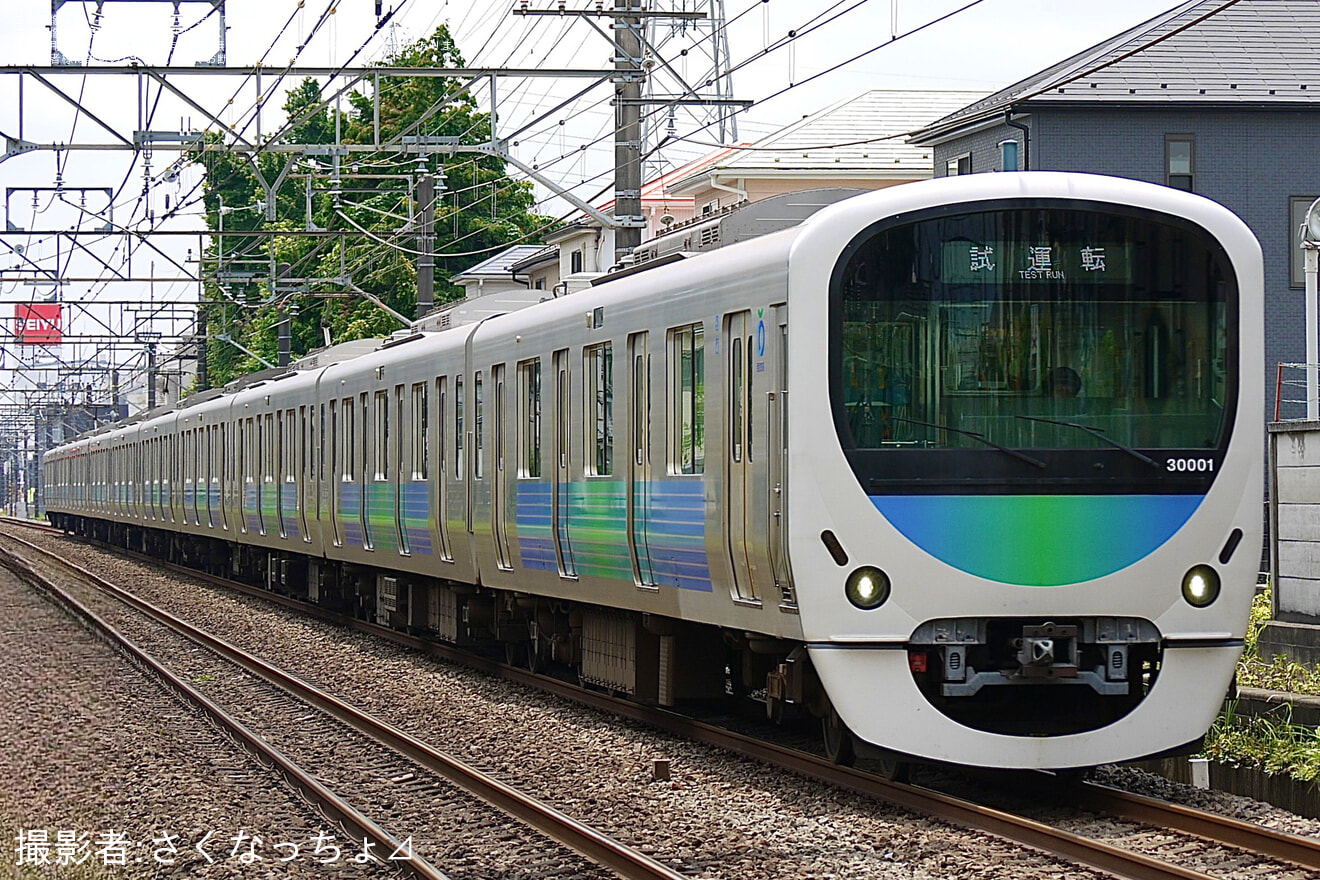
[831,201,1236,494]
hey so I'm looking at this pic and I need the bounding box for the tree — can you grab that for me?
[196,25,552,387]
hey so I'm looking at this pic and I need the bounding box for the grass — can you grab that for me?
[1199,586,1320,781]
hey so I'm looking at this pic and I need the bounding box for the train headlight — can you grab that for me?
[845,566,890,610]
[1181,564,1221,608]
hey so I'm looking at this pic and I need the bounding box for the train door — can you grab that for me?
[767,306,796,608]
[362,392,375,551]
[552,348,577,577]
[276,411,288,537]
[724,310,764,603]
[299,405,311,542]
[254,416,266,535]
[628,332,654,587]
[328,401,340,546]
[492,364,513,570]
[217,424,227,530]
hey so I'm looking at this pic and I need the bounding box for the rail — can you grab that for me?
[14,521,1320,880]
[0,529,688,880]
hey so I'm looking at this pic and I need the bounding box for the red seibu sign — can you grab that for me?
[14,303,62,345]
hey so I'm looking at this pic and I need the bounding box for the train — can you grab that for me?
[43,172,1263,772]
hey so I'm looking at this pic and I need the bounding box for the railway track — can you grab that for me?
[7,517,1319,880]
[0,520,686,880]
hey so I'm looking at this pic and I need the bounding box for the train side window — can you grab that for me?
[319,403,327,484]
[436,376,447,478]
[374,389,389,480]
[411,382,427,480]
[518,358,541,478]
[668,324,705,475]
[584,343,613,476]
[474,371,484,479]
[287,409,296,482]
[276,412,285,486]
[342,398,355,480]
[360,394,370,484]
[731,335,743,463]
[394,384,405,482]
[255,417,264,487]
[329,400,338,479]
[455,374,465,480]
[265,413,275,484]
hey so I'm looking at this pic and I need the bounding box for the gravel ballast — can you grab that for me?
[8,524,1319,879]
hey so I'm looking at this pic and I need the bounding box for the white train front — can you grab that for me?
[43,172,1263,771]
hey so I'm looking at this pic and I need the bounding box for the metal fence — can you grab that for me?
[1273,362,1320,421]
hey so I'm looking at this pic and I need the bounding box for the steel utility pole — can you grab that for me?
[614,0,645,258]
[417,174,436,319]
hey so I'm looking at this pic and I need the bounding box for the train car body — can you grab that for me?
[44,172,1262,770]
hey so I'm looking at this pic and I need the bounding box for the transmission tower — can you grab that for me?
[642,0,737,169]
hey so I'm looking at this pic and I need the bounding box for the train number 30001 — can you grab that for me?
[1166,457,1215,473]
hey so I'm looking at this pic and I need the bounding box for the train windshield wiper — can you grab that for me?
[894,417,1046,469]
[1015,415,1162,469]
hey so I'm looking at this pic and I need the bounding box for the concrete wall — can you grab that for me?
[1263,421,1320,662]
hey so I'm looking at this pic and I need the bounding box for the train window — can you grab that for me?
[394,384,405,482]
[518,358,541,478]
[360,394,369,483]
[341,398,354,480]
[455,374,465,480]
[276,412,285,486]
[474,371,484,479]
[832,201,1235,493]
[319,403,327,484]
[286,409,296,481]
[374,390,389,480]
[731,336,744,463]
[585,344,613,476]
[411,382,427,480]
[329,400,337,478]
[668,324,705,475]
[265,413,275,483]
[436,376,446,478]
[632,350,647,468]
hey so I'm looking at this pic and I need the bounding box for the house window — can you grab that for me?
[534,278,545,290]
[947,153,972,176]
[1292,196,1319,288]
[570,248,584,274]
[999,140,1019,172]
[1166,135,1194,191]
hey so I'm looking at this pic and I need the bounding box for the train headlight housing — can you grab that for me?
[845,566,890,610]
[1181,564,1221,608]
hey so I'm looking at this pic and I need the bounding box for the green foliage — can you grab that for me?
[196,24,553,388]
[1236,587,1320,695]
[1201,586,1320,780]
[1204,706,1320,782]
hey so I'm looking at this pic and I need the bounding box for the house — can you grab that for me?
[909,0,1320,419]
[667,89,985,214]
[448,244,554,301]
[531,89,983,292]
